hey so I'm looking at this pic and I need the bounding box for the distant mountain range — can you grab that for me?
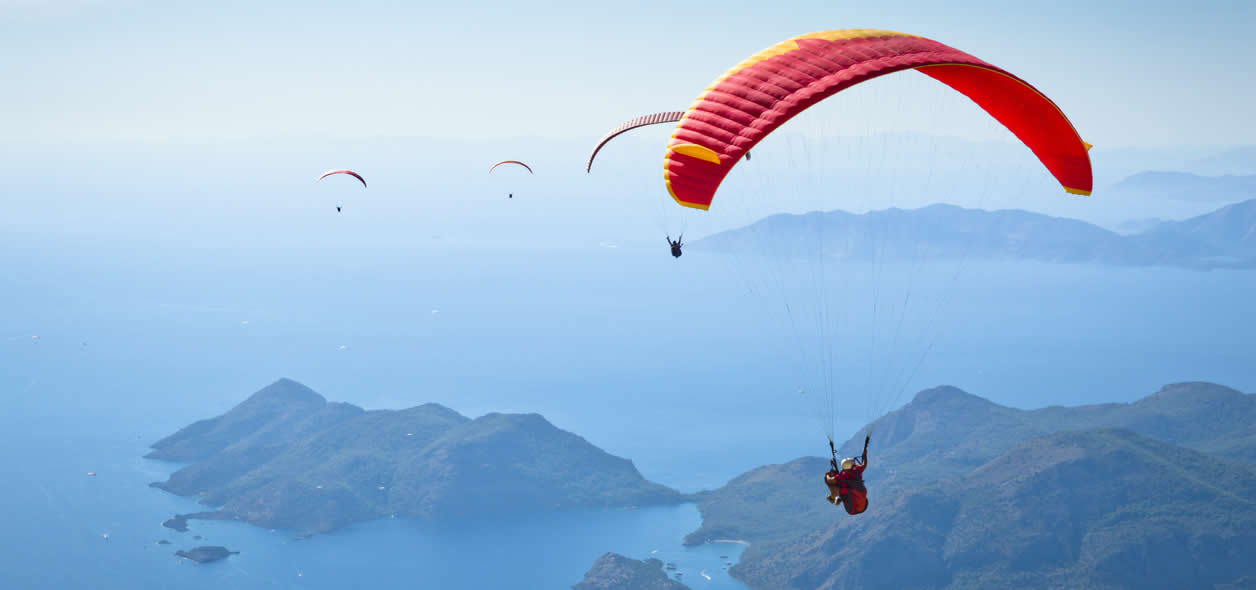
[1188,147,1256,177]
[147,379,684,534]
[687,382,1256,590]
[1108,172,1256,204]
[695,199,1256,269]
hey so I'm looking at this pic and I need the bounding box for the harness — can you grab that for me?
[828,436,870,514]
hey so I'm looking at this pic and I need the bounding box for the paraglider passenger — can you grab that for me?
[667,235,683,258]
[825,435,869,515]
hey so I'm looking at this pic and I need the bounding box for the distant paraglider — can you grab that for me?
[667,235,683,258]
[489,160,532,199]
[586,112,684,173]
[488,160,532,175]
[317,169,367,188]
[317,169,366,212]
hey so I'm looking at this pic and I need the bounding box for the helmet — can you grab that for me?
[840,458,857,471]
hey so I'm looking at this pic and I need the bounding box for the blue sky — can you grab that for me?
[2,0,1253,250]
[2,0,1254,147]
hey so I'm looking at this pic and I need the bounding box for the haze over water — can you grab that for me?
[3,238,1254,588]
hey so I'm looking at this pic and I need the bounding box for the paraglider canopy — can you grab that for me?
[317,169,367,188]
[663,29,1093,210]
[586,112,685,173]
[489,160,533,174]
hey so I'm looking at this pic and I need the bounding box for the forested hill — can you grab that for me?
[148,379,684,534]
[687,382,1256,590]
[741,429,1256,590]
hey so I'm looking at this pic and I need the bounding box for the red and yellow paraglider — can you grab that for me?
[663,29,1093,210]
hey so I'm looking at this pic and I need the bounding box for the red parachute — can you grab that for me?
[317,169,367,188]
[663,29,1093,210]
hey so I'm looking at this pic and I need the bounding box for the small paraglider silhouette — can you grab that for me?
[667,235,683,258]
[489,161,531,200]
[317,170,366,213]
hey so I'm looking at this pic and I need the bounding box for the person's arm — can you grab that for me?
[861,435,869,466]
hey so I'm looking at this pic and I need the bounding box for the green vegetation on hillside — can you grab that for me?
[691,382,1256,589]
[148,379,684,534]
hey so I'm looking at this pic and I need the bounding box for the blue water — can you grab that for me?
[2,243,1255,589]
[0,419,744,589]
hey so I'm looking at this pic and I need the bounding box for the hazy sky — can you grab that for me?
[3,0,1254,147]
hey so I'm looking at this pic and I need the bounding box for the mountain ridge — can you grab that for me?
[685,382,1256,589]
[737,429,1256,590]
[695,200,1256,269]
[147,379,685,534]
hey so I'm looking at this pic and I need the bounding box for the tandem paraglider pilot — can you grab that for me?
[825,435,869,515]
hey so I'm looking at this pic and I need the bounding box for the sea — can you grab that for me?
[2,243,1254,589]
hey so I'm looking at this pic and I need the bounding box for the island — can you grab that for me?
[174,546,238,564]
[147,379,685,535]
[148,376,1256,588]
[161,516,188,532]
[573,553,689,590]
